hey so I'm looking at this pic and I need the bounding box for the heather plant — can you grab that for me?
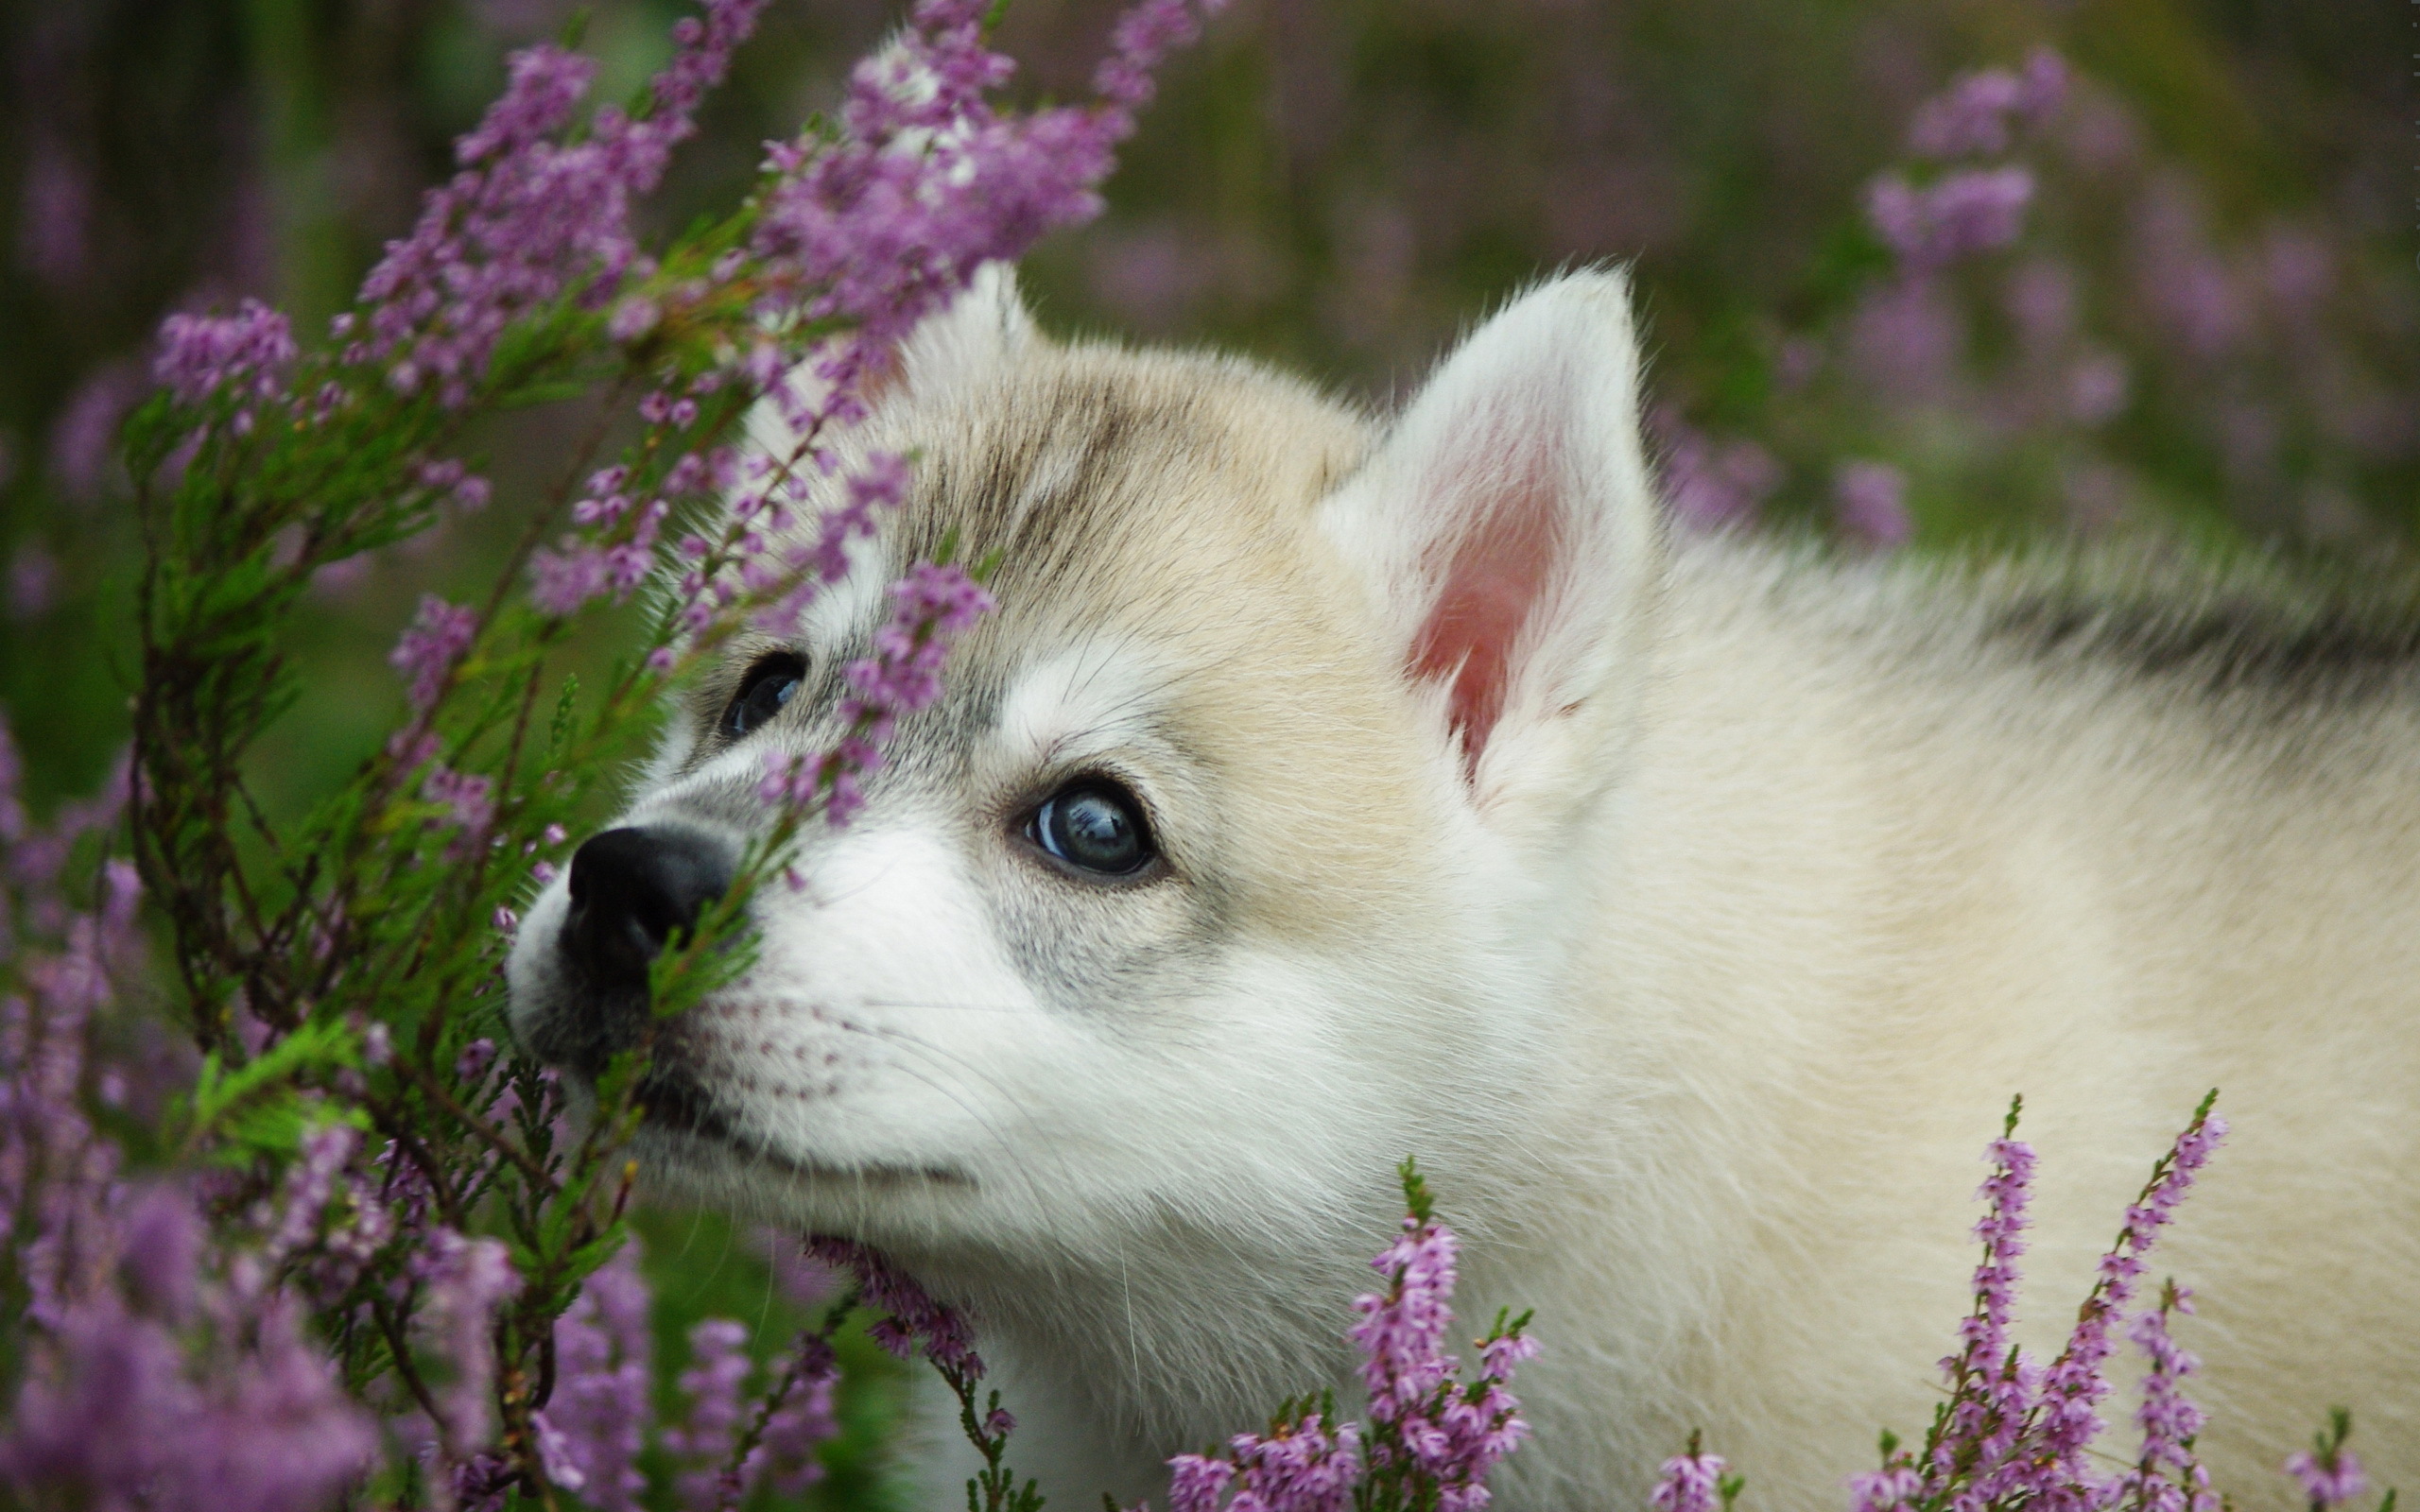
[1,0,1226,1505]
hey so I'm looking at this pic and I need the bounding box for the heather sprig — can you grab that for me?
[807,1234,1036,1512]
[1650,1432,1743,1512]
[1837,1093,2232,1512]
[2284,1410,2394,1512]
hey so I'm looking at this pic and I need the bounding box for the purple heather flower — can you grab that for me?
[1228,1412,1362,1512]
[1340,1197,1535,1510]
[1866,166,2035,275]
[528,541,616,616]
[390,594,479,711]
[265,1121,360,1267]
[1168,1453,1239,1512]
[414,1228,520,1451]
[666,1316,753,1503]
[2116,1284,2217,1512]
[2132,182,2252,361]
[9,545,59,619]
[154,299,299,407]
[1,1288,379,1512]
[1658,413,1783,532]
[1907,48,2068,159]
[1650,1443,1729,1512]
[2022,1108,2227,1507]
[421,764,496,834]
[730,1332,844,1503]
[2285,1427,2370,1511]
[1834,461,1912,548]
[47,363,144,503]
[351,1,768,405]
[760,561,994,826]
[804,1234,982,1378]
[1848,1459,1924,1512]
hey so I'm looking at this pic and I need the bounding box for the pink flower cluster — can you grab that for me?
[1159,1167,1537,1512]
[2116,1284,2217,1512]
[1650,1439,1731,1512]
[1865,50,2066,279]
[154,298,298,408]
[522,0,1222,665]
[1169,1411,1364,1512]
[2285,1414,2373,1512]
[1907,49,2070,160]
[389,593,478,711]
[1865,167,2037,278]
[346,0,768,405]
[1837,1100,2234,1512]
[805,1233,982,1377]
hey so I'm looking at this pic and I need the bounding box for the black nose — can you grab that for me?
[562,826,734,995]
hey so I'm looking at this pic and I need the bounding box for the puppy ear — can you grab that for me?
[897,261,1039,392]
[1318,269,1661,810]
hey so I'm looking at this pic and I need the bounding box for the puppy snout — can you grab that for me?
[563,826,734,995]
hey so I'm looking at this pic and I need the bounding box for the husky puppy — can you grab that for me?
[508,268,2418,1509]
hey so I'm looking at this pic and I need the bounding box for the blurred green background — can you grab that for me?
[4,0,2415,806]
[0,1,2411,1502]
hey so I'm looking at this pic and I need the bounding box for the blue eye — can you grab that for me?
[723,654,804,739]
[1028,782,1154,876]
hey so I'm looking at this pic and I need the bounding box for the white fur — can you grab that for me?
[510,269,2419,1511]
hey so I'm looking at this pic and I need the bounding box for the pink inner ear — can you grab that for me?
[1407,452,1563,775]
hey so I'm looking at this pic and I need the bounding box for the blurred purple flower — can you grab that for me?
[2285,1429,2370,1511]
[2005,258,2080,357]
[528,541,616,616]
[1834,460,1911,547]
[1659,413,1783,531]
[414,1228,520,1452]
[16,137,92,286]
[1866,166,2034,275]
[1,1286,378,1512]
[1907,48,2067,159]
[155,299,298,406]
[762,1227,842,1307]
[421,765,496,834]
[1847,280,1962,399]
[47,363,145,503]
[9,546,59,619]
[2132,181,2252,360]
[390,594,479,711]
[2066,353,2131,427]
[666,1316,753,1504]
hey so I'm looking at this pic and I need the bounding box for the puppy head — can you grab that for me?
[506,267,1661,1291]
